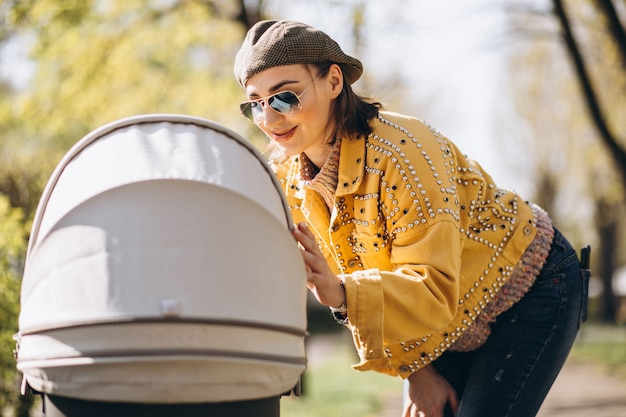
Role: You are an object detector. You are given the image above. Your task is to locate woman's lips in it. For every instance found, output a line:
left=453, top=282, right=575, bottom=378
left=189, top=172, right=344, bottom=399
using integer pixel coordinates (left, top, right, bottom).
left=272, top=126, right=297, bottom=142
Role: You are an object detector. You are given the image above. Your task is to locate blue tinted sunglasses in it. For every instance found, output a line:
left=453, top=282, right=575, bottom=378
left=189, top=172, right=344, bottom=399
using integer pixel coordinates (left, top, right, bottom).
left=239, top=74, right=321, bottom=122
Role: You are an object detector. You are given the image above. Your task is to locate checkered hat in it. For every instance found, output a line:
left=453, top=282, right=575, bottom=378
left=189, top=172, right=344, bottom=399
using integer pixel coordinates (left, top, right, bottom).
left=234, top=20, right=363, bottom=87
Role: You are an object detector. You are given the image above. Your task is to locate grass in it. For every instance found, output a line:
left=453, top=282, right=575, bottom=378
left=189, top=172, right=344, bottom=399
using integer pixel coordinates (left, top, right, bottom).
left=281, top=331, right=403, bottom=417
left=569, top=322, right=626, bottom=379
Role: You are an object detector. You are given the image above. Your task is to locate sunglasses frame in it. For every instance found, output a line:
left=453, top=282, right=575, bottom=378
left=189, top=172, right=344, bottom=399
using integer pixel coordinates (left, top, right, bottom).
left=239, top=73, right=323, bottom=122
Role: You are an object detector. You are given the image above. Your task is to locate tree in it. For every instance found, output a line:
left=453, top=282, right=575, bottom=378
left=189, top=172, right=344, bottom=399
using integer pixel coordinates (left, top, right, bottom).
left=3, top=1, right=252, bottom=148
left=0, top=0, right=274, bottom=213
left=0, top=196, right=28, bottom=415
left=552, top=0, right=626, bottom=321
left=504, top=0, right=626, bottom=322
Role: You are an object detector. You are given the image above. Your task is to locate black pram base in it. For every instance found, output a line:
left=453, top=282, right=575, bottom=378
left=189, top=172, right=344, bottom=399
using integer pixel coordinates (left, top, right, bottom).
left=43, top=395, right=280, bottom=417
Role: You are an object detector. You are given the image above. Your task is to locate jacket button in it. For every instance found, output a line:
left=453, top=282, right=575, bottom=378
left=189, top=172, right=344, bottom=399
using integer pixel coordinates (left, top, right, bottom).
left=331, top=224, right=340, bottom=232
left=523, top=226, right=531, bottom=235
left=348, top=259, right=357, bottom=268
left=399, top=365, right=411, bottom=373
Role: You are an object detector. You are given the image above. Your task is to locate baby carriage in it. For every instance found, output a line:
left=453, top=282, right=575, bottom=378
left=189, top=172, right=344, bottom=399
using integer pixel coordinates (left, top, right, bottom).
left=15, top=114, right=307, bottom=416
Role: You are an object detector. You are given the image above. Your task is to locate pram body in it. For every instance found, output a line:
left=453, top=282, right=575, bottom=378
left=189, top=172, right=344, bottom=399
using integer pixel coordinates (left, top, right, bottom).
left=15, top=115, right=307, bottom=413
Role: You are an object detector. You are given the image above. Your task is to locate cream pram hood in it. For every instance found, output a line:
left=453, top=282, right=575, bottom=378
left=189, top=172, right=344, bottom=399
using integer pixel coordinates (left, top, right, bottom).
left=16, top=114, right=307, bottom=404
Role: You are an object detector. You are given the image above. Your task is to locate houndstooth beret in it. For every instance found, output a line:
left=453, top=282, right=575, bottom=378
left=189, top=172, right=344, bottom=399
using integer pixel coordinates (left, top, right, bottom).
left=234, top=20, right=363, bottom=87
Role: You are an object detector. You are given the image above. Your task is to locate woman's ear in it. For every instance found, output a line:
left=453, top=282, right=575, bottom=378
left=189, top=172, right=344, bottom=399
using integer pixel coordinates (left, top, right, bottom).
left=327, top=64, right=344, bottom=99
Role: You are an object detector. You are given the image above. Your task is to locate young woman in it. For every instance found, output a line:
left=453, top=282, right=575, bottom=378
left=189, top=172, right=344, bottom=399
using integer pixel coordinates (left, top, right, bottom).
left=234, top=20, right=589, bottom=417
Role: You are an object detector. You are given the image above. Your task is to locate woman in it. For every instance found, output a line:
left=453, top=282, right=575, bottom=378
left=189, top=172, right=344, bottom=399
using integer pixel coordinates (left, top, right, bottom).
left=234, top=20, right=589, bottom=417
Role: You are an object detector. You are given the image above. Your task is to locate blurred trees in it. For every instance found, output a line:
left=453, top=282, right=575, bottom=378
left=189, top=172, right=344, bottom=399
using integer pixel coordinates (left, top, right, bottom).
left=1, top=1, right=265, bottom=223
left=0, top=196, right=29, bottom=415
left=1, top=1, right=258, bottom=154
left=553, top=0, right=626, bottom=322
left=504, top=0, right=626, bottom=322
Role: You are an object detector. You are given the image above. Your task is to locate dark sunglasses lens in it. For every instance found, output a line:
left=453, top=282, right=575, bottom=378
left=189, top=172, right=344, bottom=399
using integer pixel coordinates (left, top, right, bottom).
left=239, top=102, right=257, bottom=121
left=269, top=92, right=300, bottom=114
left=239, top=91, right=301, bottom=121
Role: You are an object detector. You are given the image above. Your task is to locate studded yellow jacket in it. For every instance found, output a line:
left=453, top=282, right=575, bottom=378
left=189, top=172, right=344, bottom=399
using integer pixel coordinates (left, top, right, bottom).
left=273, top=111, right=539, bottom=379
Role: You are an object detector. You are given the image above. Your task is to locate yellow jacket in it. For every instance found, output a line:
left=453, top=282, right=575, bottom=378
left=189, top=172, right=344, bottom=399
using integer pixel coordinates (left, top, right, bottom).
left=273, top=111, right=538, bottom=379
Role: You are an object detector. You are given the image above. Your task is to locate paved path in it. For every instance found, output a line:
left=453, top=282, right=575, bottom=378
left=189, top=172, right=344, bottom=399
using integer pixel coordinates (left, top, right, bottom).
left=536, top=360, right=626, bottom=417
left=378, top=359, right=626, bottom=417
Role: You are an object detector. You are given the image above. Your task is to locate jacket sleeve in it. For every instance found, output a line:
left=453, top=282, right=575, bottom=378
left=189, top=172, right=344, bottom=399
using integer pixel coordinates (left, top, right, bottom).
left=340, top=115, right=465, bottom=377
left=342, top=220, right=462, bottom=377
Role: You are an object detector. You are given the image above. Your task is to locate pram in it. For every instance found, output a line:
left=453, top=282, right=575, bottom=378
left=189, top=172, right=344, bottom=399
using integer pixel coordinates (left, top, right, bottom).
left=15, top=114, right=308, bottom=416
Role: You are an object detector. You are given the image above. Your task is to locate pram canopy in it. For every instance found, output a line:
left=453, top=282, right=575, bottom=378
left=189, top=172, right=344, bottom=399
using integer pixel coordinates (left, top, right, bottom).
left=16, top=114, right=307, bottom=404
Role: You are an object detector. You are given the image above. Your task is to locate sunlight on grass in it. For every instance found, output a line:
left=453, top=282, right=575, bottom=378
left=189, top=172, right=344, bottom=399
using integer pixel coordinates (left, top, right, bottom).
left=281, top=333, right=403, bottom=417
left=570, top=323, right=626, bottom=379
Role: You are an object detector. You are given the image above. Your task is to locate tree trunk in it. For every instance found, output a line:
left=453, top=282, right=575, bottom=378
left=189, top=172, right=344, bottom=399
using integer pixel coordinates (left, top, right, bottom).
left=235, top=0, right=262, bottom=29
left=596, top=204, right=618, bottom=322
left=552, top=0, right=626, bottom=186
left=596, top=0, right=626, bottom=70
left=552, top=0, right=625, bottom=322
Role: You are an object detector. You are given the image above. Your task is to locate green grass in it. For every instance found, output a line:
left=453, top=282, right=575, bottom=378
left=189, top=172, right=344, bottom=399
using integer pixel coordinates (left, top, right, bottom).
left=281, top=333, right=403, bottom=417
left=569, top=323, right=626, bottom=379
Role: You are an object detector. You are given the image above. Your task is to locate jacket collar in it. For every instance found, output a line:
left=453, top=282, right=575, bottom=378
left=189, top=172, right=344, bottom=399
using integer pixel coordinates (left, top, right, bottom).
left=335, top=136, right=366, bottom=196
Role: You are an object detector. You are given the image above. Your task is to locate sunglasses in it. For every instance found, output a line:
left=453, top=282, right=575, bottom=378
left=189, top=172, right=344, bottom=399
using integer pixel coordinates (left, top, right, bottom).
left=239, top=74, right=322, bottom=122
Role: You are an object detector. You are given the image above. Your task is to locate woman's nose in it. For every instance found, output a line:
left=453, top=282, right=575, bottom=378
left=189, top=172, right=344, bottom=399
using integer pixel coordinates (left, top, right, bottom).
left=260, top=103, right=283, bottom=125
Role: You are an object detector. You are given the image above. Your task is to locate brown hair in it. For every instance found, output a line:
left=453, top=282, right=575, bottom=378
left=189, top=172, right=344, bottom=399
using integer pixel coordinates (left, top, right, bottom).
left=315, top=62, right=382, bottom=143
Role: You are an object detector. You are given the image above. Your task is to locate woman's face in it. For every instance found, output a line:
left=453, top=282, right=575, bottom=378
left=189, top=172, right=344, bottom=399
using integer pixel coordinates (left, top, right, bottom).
left=244, top=64, right=343, bottom=166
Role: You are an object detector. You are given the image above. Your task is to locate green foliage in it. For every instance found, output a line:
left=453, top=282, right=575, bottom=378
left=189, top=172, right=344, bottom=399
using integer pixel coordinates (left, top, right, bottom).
left=281, top=335, right=402, bottom=417
left=0, top=152, right=53, bottom=220
left=2, top=0, right=257, bottom=155
left=571, top=323, right=626, bottom=380
left=0, top=194, right=27, bottom=413
left=572, top=341, right=626, bottom=380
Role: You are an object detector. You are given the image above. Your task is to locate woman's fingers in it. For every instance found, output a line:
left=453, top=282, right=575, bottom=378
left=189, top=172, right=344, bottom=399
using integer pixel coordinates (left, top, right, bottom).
left=293, top=222, right=317, bottom=250
left=291, top=222, right=345, bottom=308
left=293, top=223, right=326, bottom=272
left=402, top=403, right=425, bottom=417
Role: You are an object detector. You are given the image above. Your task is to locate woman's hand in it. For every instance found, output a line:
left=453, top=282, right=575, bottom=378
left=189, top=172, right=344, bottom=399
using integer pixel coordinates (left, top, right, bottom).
left=292, top=222, right=345, bottom=308
left=403, top=366, right=459, bottom=417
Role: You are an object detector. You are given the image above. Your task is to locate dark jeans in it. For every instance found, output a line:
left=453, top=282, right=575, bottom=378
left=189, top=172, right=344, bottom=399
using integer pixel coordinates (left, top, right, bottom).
left=431, top=228, right=589, bottom=417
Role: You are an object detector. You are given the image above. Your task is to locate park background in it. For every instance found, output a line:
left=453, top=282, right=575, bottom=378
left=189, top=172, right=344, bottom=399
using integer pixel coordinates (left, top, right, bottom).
left=0, top=0, right=625, bottom=416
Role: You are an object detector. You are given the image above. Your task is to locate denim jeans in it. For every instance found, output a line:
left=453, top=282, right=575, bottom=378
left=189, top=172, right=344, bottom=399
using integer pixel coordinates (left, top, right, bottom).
left=405, top=228, right=590, bottom=417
